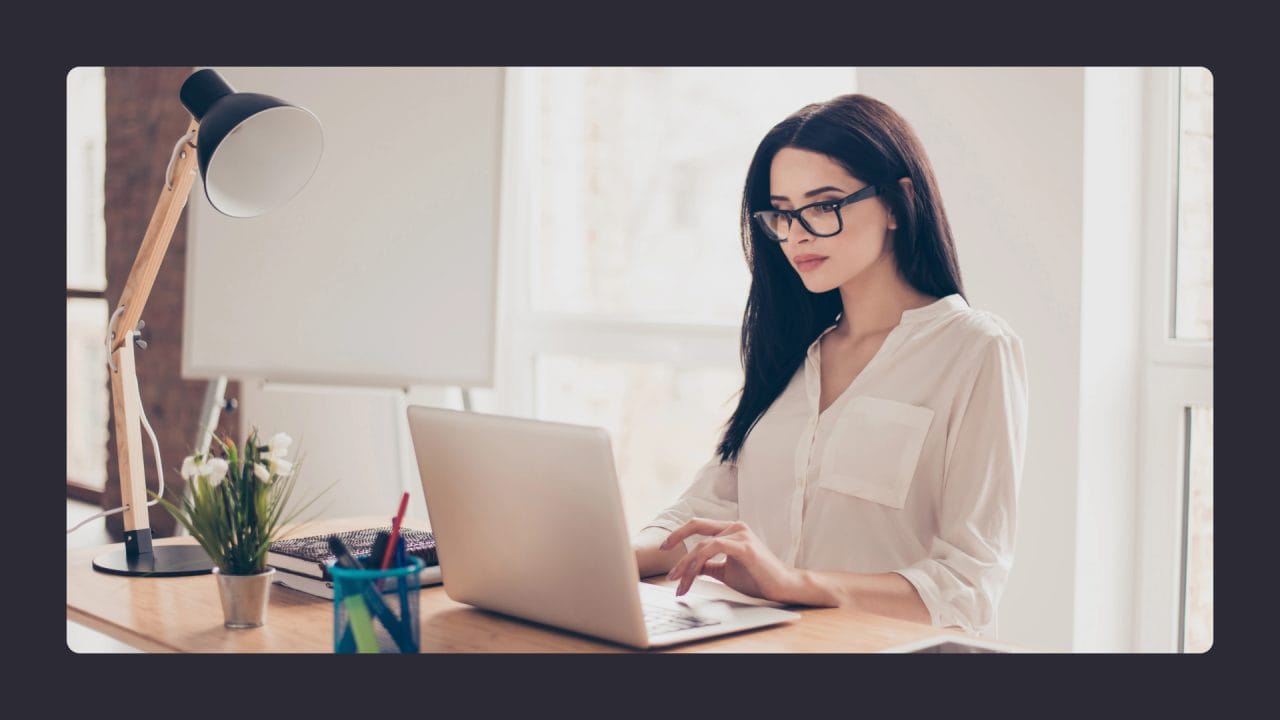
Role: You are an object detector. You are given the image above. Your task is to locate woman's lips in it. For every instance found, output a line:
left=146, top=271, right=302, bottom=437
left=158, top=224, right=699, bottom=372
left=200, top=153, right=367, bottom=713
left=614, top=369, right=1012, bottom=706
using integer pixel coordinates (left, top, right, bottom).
left=795, top=257, right=828, bottom=272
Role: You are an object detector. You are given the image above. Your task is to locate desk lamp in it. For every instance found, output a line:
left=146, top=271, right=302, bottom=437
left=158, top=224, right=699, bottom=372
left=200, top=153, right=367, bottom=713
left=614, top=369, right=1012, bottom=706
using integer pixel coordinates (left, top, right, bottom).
left=92, top=68, right=323, bottom=576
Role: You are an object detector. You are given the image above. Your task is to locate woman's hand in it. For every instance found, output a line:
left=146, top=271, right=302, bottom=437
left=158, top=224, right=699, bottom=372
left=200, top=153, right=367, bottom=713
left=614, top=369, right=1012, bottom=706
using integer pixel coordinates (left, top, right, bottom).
left=662, top=518, right=803, bottom=603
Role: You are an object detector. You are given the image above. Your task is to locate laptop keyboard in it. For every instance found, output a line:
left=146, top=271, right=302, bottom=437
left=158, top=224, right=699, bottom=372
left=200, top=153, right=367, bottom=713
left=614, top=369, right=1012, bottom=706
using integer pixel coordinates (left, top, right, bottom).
left=643, top=602, right=722, bottom=636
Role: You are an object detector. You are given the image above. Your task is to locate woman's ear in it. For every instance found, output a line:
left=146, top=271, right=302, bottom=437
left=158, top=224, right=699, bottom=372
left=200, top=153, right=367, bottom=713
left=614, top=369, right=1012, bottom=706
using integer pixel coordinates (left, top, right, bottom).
left=888, top=177, right=913, bottom=230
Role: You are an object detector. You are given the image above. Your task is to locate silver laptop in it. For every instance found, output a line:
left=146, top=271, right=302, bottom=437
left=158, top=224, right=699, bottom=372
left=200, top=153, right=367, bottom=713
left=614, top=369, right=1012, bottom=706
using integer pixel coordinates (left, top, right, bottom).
left=406, top=405, right=800, bottom=649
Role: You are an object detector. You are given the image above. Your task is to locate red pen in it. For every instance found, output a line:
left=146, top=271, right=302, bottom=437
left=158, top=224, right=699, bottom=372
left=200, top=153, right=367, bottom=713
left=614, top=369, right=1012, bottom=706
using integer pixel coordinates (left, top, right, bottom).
left=380, top=491, right=410, bottom=570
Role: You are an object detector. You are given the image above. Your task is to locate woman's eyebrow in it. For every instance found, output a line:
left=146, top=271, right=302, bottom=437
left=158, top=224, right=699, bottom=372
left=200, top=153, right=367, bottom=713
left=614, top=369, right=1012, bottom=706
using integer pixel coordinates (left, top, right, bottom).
left=769, top=185, right=847, bottom=201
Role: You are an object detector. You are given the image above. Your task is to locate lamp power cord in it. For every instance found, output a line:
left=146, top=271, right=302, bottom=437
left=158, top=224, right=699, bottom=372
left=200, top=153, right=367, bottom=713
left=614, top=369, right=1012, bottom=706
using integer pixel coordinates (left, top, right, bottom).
left=67, top=307, right=167, bottom=535
left=163, top=129, right=196, bottom=191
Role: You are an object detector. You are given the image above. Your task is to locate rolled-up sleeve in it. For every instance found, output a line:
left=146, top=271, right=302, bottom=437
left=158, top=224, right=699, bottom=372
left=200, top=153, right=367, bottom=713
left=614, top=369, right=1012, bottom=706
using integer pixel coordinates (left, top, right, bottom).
left=633, top=457, right=739, bottom=554
left=894, top=331, right=1028, bottom=635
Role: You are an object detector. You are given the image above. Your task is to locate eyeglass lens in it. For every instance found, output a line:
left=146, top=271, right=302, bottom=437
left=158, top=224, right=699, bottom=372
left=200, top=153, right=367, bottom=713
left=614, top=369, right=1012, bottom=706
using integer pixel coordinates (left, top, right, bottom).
left=757, top=203, right=841, bottom=241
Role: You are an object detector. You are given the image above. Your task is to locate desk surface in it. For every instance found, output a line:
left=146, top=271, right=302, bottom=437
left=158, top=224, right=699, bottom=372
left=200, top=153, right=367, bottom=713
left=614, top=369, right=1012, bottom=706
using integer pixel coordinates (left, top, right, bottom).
left=68, top=517, right=966, bottom=653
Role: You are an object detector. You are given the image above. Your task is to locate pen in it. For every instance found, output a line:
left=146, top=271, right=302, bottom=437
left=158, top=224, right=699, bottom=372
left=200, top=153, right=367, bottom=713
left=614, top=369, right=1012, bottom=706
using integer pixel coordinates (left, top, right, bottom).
left=380, top=492, right=411, bottom=571
left=342, top=594, right=380, bottom=653
left=329, top=537, right=376, bottom=652
left=329, top=535, right=366, bottom=571
left=393, top=536, right=418, bottom=652
left=369, top=531, right=391, bottom=592
left=369, top=531, right=391, bottom=569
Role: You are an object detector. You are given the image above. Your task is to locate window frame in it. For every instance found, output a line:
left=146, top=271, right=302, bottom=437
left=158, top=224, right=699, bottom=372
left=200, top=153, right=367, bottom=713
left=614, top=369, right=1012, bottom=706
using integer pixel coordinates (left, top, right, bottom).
left=66, top=293, right=108, bottom=502
left=1143, top=67, right=1213, bottom=367
left=485, top=67, right=761, bottom=535
left=492, top=68, right=747, bottom=423
left=67, top=66, right=109, bottom=502
left=1133, top=66, right=1214, bottom=652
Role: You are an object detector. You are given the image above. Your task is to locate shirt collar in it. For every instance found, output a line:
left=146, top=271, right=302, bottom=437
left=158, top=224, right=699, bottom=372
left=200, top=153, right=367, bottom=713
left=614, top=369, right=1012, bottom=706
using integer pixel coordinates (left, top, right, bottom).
left=807, top=317, right=842, bottom=361
left=805, top=294, right=967, bottom=358
left=899, top=293, right=968, bottom=324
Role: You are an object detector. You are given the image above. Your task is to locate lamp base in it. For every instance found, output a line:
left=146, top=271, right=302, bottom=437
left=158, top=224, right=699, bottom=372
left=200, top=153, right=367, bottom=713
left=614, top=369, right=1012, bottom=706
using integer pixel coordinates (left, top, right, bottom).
left=92, top=544, right=214, bottom=577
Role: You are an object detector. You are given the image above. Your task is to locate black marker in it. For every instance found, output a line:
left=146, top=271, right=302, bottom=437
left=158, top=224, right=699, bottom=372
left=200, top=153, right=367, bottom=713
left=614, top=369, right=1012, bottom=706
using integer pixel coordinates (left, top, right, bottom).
left=328, top=535, right=365, bottom=569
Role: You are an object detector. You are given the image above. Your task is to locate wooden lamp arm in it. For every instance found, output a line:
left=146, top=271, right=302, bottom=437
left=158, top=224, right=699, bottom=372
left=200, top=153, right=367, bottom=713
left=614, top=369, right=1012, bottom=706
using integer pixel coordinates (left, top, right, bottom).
left=109, top=118, right=200, bottom=354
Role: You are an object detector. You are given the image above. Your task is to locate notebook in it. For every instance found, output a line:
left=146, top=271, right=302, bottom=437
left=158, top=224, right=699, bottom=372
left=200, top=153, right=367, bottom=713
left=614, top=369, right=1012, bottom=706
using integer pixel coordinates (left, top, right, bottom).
left=268, top=526, right=439, bottom=581
left=273, top=564, right=442, bottom=599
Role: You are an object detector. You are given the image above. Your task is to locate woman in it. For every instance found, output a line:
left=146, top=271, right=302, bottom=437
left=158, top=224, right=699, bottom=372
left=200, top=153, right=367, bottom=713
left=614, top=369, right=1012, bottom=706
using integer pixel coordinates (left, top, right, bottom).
left=632, top=94, right=1028, bottom=636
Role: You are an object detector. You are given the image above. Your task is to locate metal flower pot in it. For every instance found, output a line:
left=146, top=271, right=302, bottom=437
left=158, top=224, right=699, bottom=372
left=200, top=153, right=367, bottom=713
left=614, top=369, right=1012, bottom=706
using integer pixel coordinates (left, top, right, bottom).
left=212, top=567, right=276, bottom=628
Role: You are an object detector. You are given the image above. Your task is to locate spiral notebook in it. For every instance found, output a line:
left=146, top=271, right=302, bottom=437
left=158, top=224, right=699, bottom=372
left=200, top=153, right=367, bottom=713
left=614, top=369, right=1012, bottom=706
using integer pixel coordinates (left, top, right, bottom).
left=273, top=563, right=442, bottom=599
left=268, top=526, right=439, bottom=581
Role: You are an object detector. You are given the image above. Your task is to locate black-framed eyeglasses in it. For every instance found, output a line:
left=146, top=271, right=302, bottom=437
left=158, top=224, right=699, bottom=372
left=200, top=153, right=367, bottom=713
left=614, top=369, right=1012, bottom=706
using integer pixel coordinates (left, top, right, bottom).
left=752, top=184, right=880, bottom=242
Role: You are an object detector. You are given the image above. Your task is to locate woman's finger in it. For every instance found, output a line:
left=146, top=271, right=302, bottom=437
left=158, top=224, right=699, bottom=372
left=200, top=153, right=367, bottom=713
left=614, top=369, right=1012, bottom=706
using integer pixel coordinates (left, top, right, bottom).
left=676, top=538, right=739, bottom=596
left=670, top=523, right=753, bottom=582
left=660, top=517, right=735, bottom=551
left=702, top=559, right=727, bottom=583
left=668, top=535, right=719, bottom=586
left=667, top=535, right=715, bottom=582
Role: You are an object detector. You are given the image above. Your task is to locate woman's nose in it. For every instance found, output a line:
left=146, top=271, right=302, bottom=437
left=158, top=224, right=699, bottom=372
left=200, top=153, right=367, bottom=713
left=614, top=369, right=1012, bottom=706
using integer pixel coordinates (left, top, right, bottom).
left=788, top=222, right=814, bottom=244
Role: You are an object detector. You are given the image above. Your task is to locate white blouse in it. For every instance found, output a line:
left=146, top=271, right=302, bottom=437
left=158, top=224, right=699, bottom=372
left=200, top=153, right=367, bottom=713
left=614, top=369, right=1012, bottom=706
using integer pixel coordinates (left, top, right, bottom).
left=637, top=294, right=1028, bottom=636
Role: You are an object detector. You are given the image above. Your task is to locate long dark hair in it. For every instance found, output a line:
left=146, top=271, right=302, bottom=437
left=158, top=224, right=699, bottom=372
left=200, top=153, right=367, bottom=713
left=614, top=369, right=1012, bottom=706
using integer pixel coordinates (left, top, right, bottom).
left=716, top=93, right=965, bottom=464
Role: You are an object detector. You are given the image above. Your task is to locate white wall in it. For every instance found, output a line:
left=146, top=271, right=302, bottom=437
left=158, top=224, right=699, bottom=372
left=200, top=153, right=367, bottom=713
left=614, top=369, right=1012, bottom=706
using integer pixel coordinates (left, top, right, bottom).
left=1076, top=68, right=1144, bottom=652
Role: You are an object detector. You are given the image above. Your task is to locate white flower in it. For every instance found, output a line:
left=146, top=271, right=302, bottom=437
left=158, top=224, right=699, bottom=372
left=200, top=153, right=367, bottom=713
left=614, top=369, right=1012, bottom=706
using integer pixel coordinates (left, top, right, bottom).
left=182, top=454, right=230, bottom=487
left=268, top=432, right=292, bottom=457
left=205, top=458, right=229, bottom=487
left=253, top=462, right=273, bottom=483
left=264, top=432, right=294, bottom=477
left=270, top=457, right=294, bottom=477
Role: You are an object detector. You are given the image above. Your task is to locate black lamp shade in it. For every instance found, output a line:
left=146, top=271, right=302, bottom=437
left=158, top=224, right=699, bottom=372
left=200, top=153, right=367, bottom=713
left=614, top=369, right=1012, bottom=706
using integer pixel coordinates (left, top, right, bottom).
left=179, top=69, right=323, bottom=218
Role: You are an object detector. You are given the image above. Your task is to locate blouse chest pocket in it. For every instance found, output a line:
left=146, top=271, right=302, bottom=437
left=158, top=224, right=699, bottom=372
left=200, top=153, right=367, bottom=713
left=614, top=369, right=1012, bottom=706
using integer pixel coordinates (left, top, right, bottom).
left=818, top=396, right=935, bottom=509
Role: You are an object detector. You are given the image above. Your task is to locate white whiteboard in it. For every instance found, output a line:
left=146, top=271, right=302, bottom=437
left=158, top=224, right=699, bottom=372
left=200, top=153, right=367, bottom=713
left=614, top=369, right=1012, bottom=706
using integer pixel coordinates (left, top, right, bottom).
left=183, top=67, right=503, bottom=388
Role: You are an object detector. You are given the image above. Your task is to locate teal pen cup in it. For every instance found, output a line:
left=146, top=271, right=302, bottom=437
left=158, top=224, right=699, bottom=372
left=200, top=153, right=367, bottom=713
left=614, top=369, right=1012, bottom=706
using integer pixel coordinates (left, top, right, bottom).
left=330, top=557, right=424, bottom=653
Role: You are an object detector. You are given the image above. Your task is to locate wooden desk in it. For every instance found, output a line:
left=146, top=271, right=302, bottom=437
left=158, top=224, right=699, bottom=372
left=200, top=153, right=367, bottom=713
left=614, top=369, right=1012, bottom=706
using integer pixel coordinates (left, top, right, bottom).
left=68, top=517, right=968, bottom=653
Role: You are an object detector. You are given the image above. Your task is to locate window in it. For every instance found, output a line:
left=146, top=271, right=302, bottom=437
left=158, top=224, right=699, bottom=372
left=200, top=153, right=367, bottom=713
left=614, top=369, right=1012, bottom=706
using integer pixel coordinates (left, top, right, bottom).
left=1180, top=405, right=1212, bottom=653
left=1135, top=67, right=1213, bottom=652
left=66, top=67, right=110, bottom=497
left=1174, top=67, right=1213, bottom=341
left=492, top=68, right=858, bottom=533
left=1173, top=67, right=1213, bottom=653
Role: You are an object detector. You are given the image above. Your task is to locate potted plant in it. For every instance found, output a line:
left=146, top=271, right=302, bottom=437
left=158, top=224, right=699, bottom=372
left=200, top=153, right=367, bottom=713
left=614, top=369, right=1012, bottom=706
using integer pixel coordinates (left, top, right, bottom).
left=153, top=429, right=320, bottom=628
